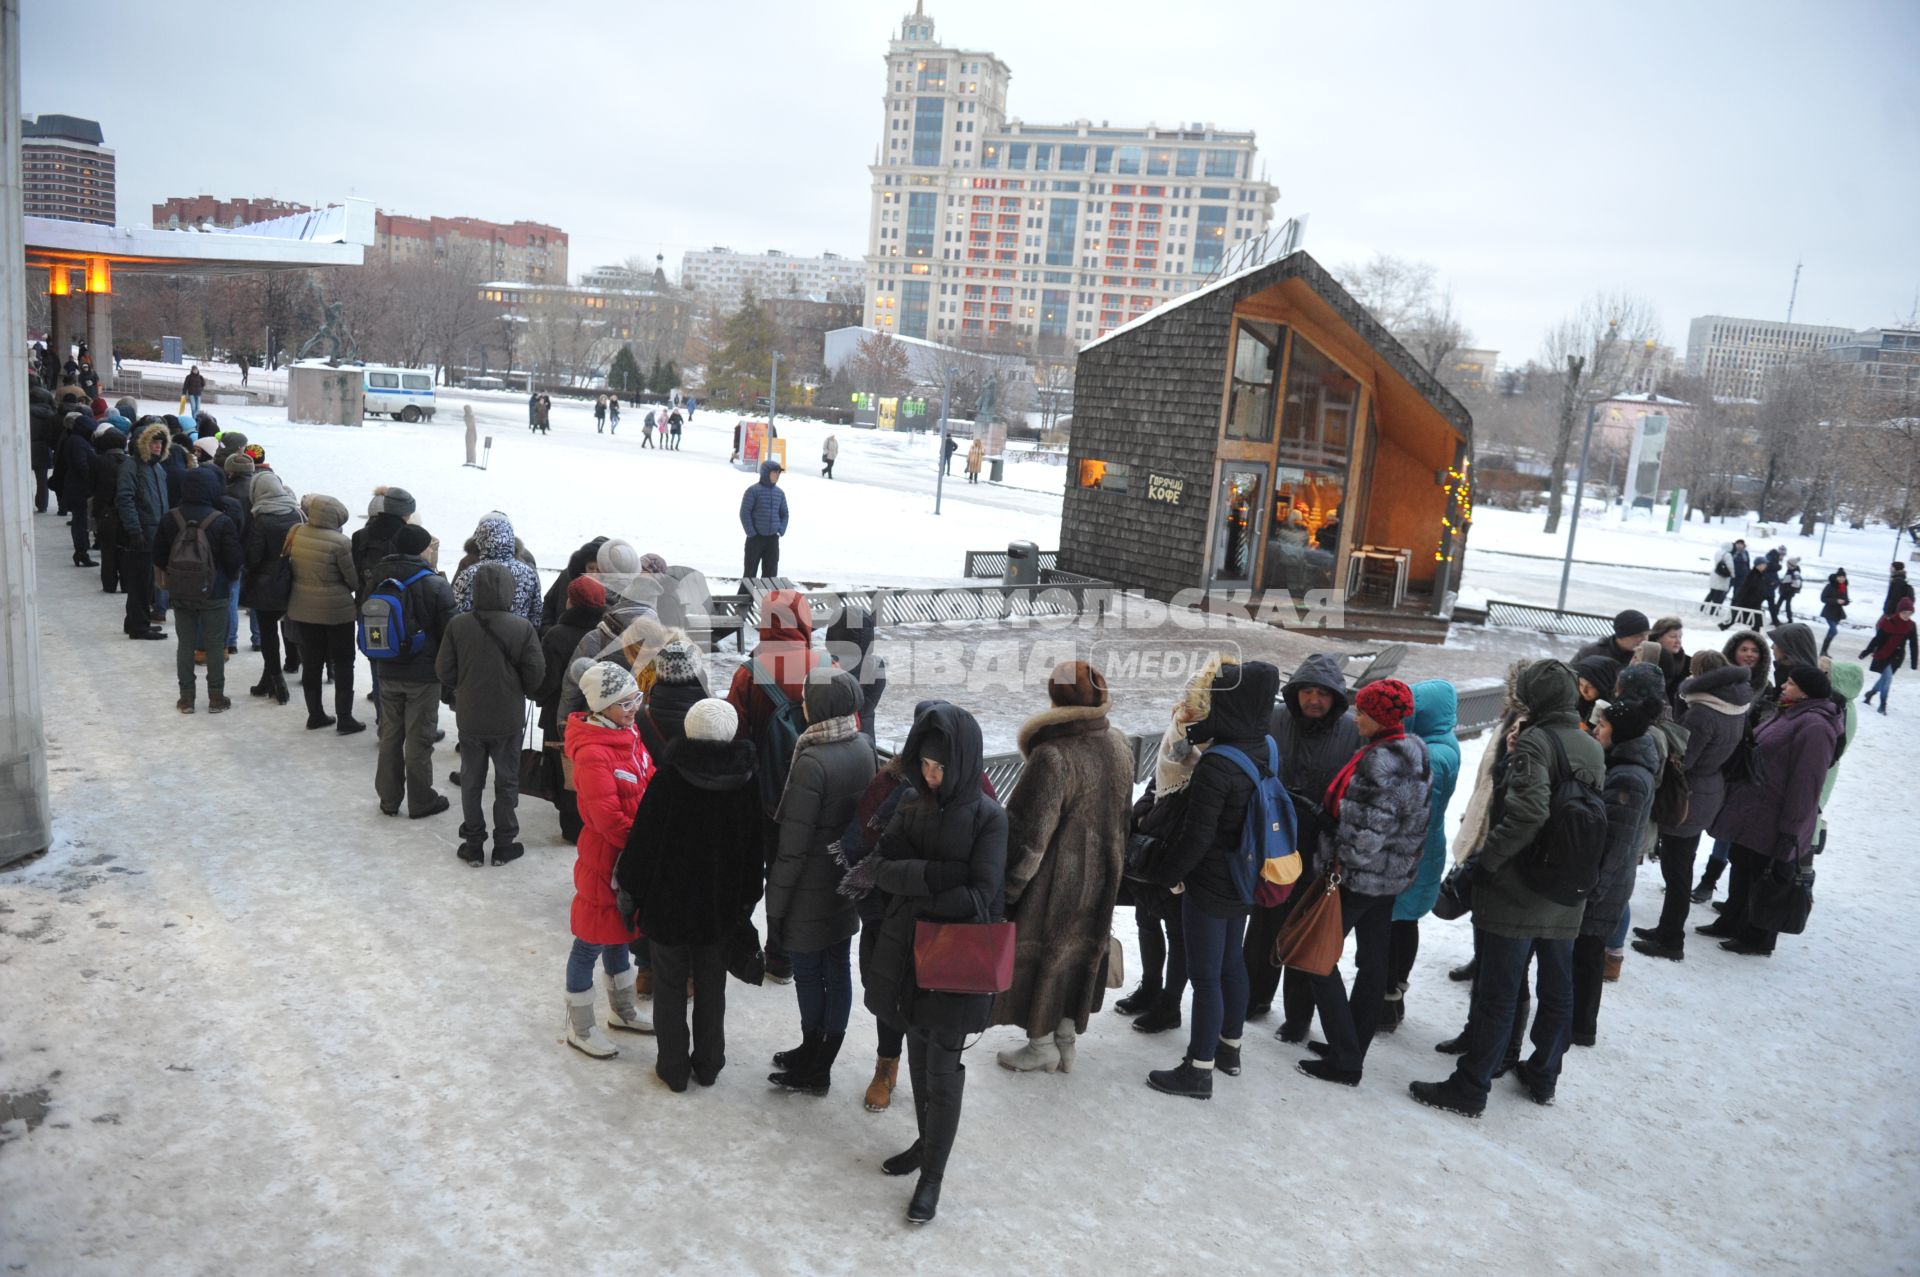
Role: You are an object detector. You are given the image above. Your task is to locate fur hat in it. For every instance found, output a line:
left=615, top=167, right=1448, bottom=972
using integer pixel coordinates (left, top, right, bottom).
left=580, top=661, right=639, bottom=713
left=1785, top=664, right=1830, bottom=700
left=639, top=552, right=670, bottom=575
left=1649, top=616, right=1684, bottom=642
left=1613, top=609, right=1652, bottom=639
left=1046, top=659, right=1109, bottom=708
left=596, top=538, right=641, bottom=578
left=684, top=697, right=738, bottom=742
left=376, top=485, right=417, bottom=518
left=1354, top=678, right=1414, bottom=727
left=654, top=638, right=701, bottom=685
left=396, top=525, right=433, bottom=556
left=566, top=574, right=607, bottom=609
left=1631, top=640, right=1662, bottom=666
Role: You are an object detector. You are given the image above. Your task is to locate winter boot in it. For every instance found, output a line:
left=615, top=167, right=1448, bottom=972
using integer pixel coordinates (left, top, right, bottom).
left=1296, top=1058, right=1362, bottom=1087
left=492, top=842, right=525, bottom=866
left=249, top=674, right=273, bottom=698
left=564, top=989, right=617, bottom=1058
left=1378, top=982, right=1408, bottom=1033
left=997, top=1032, right=1062, bottom=1073
left=772, top=1036, right=813, bottom=1070
left=177, top=691, right=195, bottom=715
left=1632, top=936, right=1684, bottom=962
left=606, top=968, right=654, bottom=1035
left=271, top=672, right=291, bottom=705
left=1691, top=859, right=1725, bottom=904
left=881, top=1140, right=924, bottom=1176
left=1131, top=994, right=1182, bottom=1035
left=864, top=1056, right=900, bottom=1112
left=774, top=1032, right=844, bottom=1095
left=207, top=692, right=232, bottom=715
left=1053, top=1017, right=1078, bottom=1073
left=906, top=1175, right=941, bottom=1225
left=633, top=967, right=653, bottom=999
left=1448, top=957, right=1478, bottom=983
left=1512, top=1059, right=1556, bottom=1105
left=457, top=841, right=485, bottom=867
left=769, top=1031, right=822, bottom=1090
left=1214, top=1037, right=1241, bottom=1077
left=1409, top=1075, right=1485, bottom=1119
left=1113, top=981, right=1161, bottom=1016
left=1146, top=1058, right=1213, bottom=1100
left=1603, top=952, right=1623, bottom=983
left=1433, top=1030, right=1470, bottom=1055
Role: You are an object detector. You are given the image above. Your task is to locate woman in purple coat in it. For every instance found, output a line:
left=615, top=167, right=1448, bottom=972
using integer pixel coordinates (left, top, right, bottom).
left=1705, top=664, right=1843, bottom=957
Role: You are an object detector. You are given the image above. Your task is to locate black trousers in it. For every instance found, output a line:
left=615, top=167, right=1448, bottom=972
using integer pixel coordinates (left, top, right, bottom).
left=1137, top=897, right=1189, bottom=999
left=1727, top=843, right=1777, bottom=953
left=122, top=542, right=154, bottom=636
left=1571, top=933, right=1607, bottom=1041
left=1243, top=898, right=1288, bottom=1011
left=1653, top=831, right=1701, bottom=946
left=651, top=940, right=728, bottom=1087
left=743, top=534, right=780, bottom=579
left=254, top=609, right=287, bottom=687
left=295, top=621, right=356, bottom=721
left=906, top=1026, right=967, bottom=1184
left=1304, top=888, right=1395, bottom=1072
left=759, top=815, right=789, bottom=974
left=97, top=514, right=121, bottom=591
left=1388, top=918, right=1420, bottom=988
left=68, top=504, right=90, bottom=557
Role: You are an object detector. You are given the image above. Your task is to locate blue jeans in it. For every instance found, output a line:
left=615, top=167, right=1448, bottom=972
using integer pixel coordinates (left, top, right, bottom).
left=565, top=938, right=631, bottom=994
left=1709, top=836, right=1731, bottom=868
left=1451, top=930, right=1575, bottom=1096
left=1868, top=665, right=1895, bottom=706
left=789, top=937, right=853, bottom=1034
left=1607, top=903, right=1631, bottom=950
left=1182, top=895, right=1249, bottom=1064
left=225, top=578, right=241, bottom=649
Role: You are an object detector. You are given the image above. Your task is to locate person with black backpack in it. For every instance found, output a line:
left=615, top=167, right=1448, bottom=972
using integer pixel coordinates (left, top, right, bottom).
left=1137, top=660, right=1282, bottom=1101
left=1294, top=678, right=1431, bottom=1089
left=1411, top=660, right=1603, bottom=1118
left=725, top=588, right=823, bottom=984
left=151, top=467, right=244, bottom=715
left=368, top=525, right=456, bottom=820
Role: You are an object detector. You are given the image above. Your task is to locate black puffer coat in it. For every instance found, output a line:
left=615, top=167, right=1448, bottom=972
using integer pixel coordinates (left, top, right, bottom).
left=542, top=537, right=608, bottom=630
left=861, top=702, right=1008, bottom=1036
left=536, top=601, right=604, bottom=740
left=1582, top=730, right=1659, bottom=940
left=1150, top=661, right=1282, bottom=915
left=768, top=670, right=877, bottom=953
left=1663, top=665, right=1753, bottom=837
left=639, top=674, right=707, bottom=761
left=616, top=738, right=762, bottom=947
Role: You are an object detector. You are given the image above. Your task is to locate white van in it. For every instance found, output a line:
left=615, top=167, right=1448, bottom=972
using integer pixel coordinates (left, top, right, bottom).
left=362, top=366, right=437, bottom=422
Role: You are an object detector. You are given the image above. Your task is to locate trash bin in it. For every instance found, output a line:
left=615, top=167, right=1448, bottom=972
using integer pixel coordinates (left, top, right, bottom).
left=989, top=457, right=1005, bottom=483
left=1004, top=540, right=1039, bottom=586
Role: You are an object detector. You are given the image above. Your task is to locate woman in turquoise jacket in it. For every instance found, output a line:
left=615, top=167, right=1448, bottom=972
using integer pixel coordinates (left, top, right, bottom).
left=1380, top=680, right=1462, bottom=1032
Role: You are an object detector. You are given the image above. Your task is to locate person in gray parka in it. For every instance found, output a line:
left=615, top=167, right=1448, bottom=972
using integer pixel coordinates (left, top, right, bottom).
left=766, top=668, right=878, bottom=1096
left=436, top=561, right=546, bottom=866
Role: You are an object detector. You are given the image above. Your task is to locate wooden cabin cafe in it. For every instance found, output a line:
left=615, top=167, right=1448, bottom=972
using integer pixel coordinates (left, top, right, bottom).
left=1059, top=251, right=1473, bottom=641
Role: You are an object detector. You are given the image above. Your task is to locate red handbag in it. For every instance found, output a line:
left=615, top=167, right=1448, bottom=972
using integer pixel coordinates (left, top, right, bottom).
left=913, top=920, right=1016, bottom=994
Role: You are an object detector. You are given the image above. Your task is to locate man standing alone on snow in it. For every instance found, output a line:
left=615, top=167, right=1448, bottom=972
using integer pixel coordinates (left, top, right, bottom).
left=740, top=460, right=788, bottom=579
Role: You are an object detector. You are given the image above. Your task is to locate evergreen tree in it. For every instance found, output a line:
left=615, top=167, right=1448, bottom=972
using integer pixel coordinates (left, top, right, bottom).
left=608, top=344, right=642, bottom=399
left=646, top=354, right=669, bottom=395
left=705, top=291, right=779, bottom=406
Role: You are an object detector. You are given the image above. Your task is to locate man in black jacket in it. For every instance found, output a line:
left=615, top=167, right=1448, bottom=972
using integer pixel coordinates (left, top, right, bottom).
left=91, top=425, right=129, bottom=593
left=1574, top=609, right=1651, bottom=666
left=153, top=467, right=244, bottom=713
left=1247, top=653, right=1361, bottom=1037
left=371, top=525, right=457, bottom=819
left=116, top=422, right=172, bottom=640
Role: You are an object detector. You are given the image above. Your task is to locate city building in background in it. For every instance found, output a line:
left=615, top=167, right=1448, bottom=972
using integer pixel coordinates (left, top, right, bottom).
left=21, top=114, right=114, bottom=225
left=376, top=213, right=566, bottom=282
left=862, top=5, right=1278, bottom=351
left=152, top=195, right=313, bottom=229
left=1686, top=314, right=1853, bottom=399
left=681, top=247, right=865, bottom=311
left=1819, top=326, right=1920, bottom=396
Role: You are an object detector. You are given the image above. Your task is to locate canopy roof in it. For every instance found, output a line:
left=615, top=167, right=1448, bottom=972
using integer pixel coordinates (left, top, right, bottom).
left=25, top=199, right=372, bottom=277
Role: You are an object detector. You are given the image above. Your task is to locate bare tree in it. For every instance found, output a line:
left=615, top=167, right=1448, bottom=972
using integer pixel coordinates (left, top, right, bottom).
left=1537, top=291, right=1663, bottom=533
left=1034, top=352, right=1075, bottom=437
left=1337, top=253, right=1438, bottom=333
left=847, top=330, right=912, bottom=398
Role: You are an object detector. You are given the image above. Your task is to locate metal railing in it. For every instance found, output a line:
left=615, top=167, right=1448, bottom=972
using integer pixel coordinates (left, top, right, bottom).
left=963, top=548, right=1060, bottom=579
left=1483, top=599, right=1616, bottom=638
left=706, top=578, right=1117, bottom=650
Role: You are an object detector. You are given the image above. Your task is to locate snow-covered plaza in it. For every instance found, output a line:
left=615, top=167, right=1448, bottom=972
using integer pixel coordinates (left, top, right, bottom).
left=3, top=392, right=1916, bottom=1273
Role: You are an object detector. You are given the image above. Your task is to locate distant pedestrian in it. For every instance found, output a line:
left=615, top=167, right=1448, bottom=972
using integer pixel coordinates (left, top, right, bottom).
left=1860, top=600, right=1917, bottom=714
left=965, top=438, right=983, bottom=485
left=822, top=433, right=839, bottom=480
left=529, top=391, right=539, bottom=431
left=153, top=467, right=244, bottom=715
left=1777, top=557, right=1802, bottom=623
left=236, top=355, right=249, bottom=387
left=668, top=409, right=683, bottom=450
left=183, top=365, right=206, bottom=416
left=287, top=493, right=365, bottom=735
left=740, top=460, right=788, bottom=579
left=642, top=410, right=656, bottom=449
left=594, top=394, right=608, bottom=434
left=464, top=403, right=478, bottom=466
left=1819, top=569, right=1850, bottom=656
left=535, top=394, right=552, bottom=434
left=942, top=433, right=958, bottom=474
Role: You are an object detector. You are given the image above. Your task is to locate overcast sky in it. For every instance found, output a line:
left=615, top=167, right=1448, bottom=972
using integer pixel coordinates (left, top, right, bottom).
left=23, top=0, right=1920, bottom=361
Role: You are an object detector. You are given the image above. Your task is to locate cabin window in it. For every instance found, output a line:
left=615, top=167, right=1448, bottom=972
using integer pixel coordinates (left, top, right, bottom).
left=1278, top=334, right=1360, bottom=469
left=1079, top=458, right=1129, bottom=492
left=1225, top=320, right=1281, bottom=441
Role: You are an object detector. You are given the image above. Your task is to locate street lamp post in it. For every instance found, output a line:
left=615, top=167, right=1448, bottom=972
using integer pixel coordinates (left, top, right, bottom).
left=1556, top=404, right=1599, bottom=611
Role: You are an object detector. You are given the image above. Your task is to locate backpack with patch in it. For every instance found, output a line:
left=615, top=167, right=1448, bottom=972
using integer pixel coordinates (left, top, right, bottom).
left=1204, top=737, right=1300, bottom=907
left=749, top=657, right=809, bottom=814
left=163, top=508, right=221, bottom=601
left=1651, top=743, right=1692, bottom=828
left=358, top=568, right=434, bottom=660
left=1517, top=728, right=1609, bottom=906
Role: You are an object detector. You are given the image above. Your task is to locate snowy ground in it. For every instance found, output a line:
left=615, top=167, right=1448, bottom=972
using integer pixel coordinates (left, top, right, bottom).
left=4, top=405, right=1917, bottom=1272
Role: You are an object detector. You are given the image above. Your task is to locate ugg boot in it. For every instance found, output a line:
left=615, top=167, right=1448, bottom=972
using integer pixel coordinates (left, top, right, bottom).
left=564, top=989, right=617, bottom=1058
left=1602, top=952, right=1623, bottom=983
left=606, top=968, right=654, bottom=1034
left=633, top=967, right=653, bottom=999
left=997, top=1033, right=1061, bottom=1073
left=864, top=1056, right=900, bottom=1112
left=1053, top=1017, right=1078, bottom=1073
left=1378, top=982, right=1408, bottom=1033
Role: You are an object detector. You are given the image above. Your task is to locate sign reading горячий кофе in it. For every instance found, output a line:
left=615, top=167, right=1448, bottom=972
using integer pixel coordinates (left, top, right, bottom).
left=1147, top=473, right=1185, bottom=505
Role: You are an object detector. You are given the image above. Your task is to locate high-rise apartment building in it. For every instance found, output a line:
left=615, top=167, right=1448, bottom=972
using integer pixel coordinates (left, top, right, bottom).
left=21, top=115, right=115, bottom=225
left=680, top=248, right=865, bottom=311
left=1685, top=314, right=1854, bottom=399
left=863, top=5, right=1278, bottom=351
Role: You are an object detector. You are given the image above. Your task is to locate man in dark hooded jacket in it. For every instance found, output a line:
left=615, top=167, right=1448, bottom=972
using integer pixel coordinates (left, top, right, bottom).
left=90, top=425, right=129, bottom=593
left=437, top=561, right=545, bottom=865
left=116, top=421, right=172, bottom=640
left=371, top=525, right=456, bottom=820
left=739, top=460, right=788, bottom=578
left=153, top=467, right=244, bottom=713
left=52, top=411, right=98, bottom=566
left=1245, top=653, right=1361, bottom=1032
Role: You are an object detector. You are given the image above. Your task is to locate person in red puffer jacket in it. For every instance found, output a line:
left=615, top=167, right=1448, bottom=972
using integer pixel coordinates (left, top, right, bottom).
left=561, top=661, right=656, bottom=1058
left=1860, top=599, right=1917, bottom=714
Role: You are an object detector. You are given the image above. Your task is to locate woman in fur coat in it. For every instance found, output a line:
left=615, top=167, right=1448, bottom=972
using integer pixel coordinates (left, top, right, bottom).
left=993, top=661, right=1136, bottom=1073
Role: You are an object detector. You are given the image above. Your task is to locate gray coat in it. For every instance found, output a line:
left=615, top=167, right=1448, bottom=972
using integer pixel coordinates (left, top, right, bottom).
left=1582, top=731, right=1659, bottom=940
left=557, top=603, right=656, bottom=722
left=768, top=670, right=876, bottom=954
left=993, top=702, right=1135, bottom=1035
left=434, top=562, right=544, bottom=737
left=1322, top=731, right=1431, bottom=898
left=1663, top=665, right=1753, bottom=837
left=1267, top=652, right=1362, bottom=802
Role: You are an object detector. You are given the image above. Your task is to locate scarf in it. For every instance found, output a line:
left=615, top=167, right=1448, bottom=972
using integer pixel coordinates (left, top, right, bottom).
left=776, top=714, right=860, bottom=824
left=1322, top=724, right=1406, bottom=823
left=1154, top=717, right=1203, bottom=795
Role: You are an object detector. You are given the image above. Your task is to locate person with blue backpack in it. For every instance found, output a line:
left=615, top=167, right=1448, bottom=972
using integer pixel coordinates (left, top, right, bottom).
left=1294, top=678, right=1431, bottom=1088
left=365, top=525, right=456, bottom=820
left=1140, top=660, right=1287, bottom=1101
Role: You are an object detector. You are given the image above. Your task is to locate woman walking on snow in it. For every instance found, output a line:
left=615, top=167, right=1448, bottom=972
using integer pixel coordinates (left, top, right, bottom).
left=993, top=662, right=1134, bottom=1075
left=561, top=662, right=656, bottom=1058
left=1860, top=599, right=1917, bottom=713
left=1819, top=569, right=1850, bottom=656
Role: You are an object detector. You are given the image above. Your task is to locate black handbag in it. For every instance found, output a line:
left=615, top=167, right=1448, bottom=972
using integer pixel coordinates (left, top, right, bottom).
left=1123, top=831, right=1164, bottom=882
left=1722, top=727, right=1764, bottom=787
left=1432, top=855, right=1476, bottom=921
left=725, top=916, right=766, bottom=986
left=1747, top=856, right=1814, bottom=935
